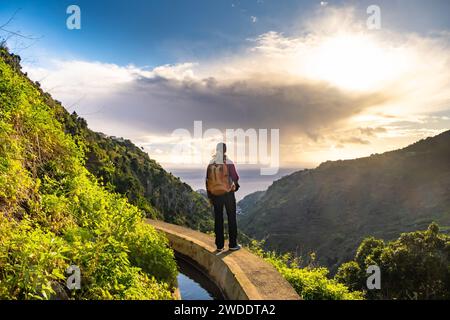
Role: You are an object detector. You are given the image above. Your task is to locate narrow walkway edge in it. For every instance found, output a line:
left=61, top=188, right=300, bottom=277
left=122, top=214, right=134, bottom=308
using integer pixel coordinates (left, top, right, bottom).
left=146, top=219, right=301, bottom=300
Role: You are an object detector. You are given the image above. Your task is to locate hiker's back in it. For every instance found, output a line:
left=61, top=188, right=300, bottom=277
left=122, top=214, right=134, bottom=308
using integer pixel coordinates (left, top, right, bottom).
left=206, top=162, right=232, bottom=196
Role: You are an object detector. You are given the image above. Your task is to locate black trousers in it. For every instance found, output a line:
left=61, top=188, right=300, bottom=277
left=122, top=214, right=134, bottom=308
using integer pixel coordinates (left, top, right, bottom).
left=211, top=192, right=238, bottom=249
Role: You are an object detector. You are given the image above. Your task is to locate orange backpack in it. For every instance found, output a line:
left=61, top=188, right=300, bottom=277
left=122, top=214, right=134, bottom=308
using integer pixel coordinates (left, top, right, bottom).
left=206, top=162, right=234, bottom=196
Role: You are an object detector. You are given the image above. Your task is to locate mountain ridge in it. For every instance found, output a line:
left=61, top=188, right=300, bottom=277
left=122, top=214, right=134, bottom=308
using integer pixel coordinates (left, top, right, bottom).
left=0, top=48, right=213, bottom=232
left=239, top=130, right=450, bottom=271
left=0, top=46, right=178, bottom=299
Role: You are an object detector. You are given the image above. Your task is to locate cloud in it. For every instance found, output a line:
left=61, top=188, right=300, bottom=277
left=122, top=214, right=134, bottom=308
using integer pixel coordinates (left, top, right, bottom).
left=27, top=57, right=387, bottom=141
left=338, top=137, right=370, bottom=145
left=359, top=127, right=387, bottom=137
left=23, top=6, right=450, bottom=166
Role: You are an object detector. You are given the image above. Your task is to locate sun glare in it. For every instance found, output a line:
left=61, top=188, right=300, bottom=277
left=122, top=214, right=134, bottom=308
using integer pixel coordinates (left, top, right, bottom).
left=302, top=33, right=408, bottom=91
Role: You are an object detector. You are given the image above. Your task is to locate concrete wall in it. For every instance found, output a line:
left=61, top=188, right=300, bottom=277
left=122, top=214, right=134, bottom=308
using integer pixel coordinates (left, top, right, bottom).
left=146, top=219, right=300, bottom=300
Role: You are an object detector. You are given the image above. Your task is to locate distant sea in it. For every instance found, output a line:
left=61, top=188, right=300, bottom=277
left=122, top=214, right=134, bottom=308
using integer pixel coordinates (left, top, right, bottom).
left=168, top=167, right=301, bottom=201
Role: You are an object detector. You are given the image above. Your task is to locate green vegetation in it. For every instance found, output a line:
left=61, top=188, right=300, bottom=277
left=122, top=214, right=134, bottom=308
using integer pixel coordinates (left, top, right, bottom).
left=0, top=45, right=214, bottom=233
left=0, top=47, right=177, bottom=299
left=239, top=129, right=450, bottom=272
left=59, top=108, right=213, bottom=232
left=3, top=44, right=448, bottom=301
left=336, top=223, right=450, bottom=300
left=248, top=241, right=363, bottom=300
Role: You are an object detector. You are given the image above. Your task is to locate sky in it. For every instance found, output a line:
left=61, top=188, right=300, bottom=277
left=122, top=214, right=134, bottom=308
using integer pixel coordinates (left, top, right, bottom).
left=1, top=0, right=450, bottom=171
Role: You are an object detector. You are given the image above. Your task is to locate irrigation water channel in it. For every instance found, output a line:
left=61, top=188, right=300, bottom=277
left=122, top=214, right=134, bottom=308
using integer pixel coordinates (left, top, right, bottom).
left=176, top=253, right=225, bottom=300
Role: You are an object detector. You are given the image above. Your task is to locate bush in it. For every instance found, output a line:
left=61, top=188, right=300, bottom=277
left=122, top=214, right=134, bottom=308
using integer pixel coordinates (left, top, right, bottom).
left=248, top=240, right=363, bottom=300
left=0, top=50, right=177, bottom=300
left=0, top=216, right=68, bottom=299
left=335, top=223, right=450, bottom=300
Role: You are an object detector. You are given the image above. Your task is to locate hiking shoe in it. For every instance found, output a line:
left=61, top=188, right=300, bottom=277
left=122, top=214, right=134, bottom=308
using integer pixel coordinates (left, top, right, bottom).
left=229, top=244, right=241, bottom=251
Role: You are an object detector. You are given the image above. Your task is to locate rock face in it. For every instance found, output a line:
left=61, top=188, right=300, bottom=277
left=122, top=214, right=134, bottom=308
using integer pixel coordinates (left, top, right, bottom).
left=239, top=130, right=450, bottom=272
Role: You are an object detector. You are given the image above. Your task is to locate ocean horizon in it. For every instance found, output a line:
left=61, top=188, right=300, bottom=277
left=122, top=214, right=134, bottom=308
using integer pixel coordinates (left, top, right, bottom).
left=167, top=167, right=302, bottom=201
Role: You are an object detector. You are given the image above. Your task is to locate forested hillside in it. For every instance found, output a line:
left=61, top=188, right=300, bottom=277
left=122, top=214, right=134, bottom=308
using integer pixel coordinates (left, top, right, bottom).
left=0, top=47, right=179, bottom=299
left=239, top=130, right=450, bottom=271
left=1, top=47, right=213, bottom=233
left=61, top=114, right=213, bottom=232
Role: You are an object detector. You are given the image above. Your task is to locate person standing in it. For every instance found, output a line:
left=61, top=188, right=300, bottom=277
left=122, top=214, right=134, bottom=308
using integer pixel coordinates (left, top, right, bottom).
left=206, top=142, right=241, bottom=252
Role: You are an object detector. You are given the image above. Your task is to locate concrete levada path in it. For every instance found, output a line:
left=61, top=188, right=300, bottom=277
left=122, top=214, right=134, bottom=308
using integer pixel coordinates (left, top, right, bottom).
left=146, top=219, right=300, bottom=300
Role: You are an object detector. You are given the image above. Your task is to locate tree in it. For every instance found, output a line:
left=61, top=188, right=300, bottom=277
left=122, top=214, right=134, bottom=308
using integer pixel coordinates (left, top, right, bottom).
left=336, top=223, right=450, bottom=300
